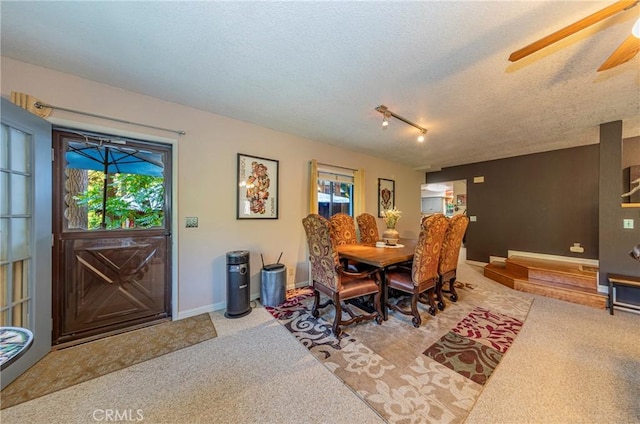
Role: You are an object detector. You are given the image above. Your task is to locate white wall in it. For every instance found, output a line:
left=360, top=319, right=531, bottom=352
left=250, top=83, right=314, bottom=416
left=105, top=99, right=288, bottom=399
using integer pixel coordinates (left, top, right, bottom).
left=1, top=57, right=424, bottom=317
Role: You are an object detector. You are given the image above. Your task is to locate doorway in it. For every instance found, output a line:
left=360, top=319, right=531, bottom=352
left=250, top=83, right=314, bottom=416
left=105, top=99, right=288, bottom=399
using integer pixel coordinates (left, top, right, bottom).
left=421, top=180, right=467, bottom=217
left=51, top=129, right=173, bottom=346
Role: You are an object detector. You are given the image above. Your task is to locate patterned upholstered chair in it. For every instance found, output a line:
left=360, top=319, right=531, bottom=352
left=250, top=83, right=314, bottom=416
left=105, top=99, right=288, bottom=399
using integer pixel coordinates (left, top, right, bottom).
left=330, top=212, right=368, bottom=271
left=329, top=213, right=358, bottom=245
left=302, top=214, right=383, bottom=336
left=386, top=213, right=448, bottom=328
left=436, top=214, right=470, bottom=309
left=356, top=212, right=379, bottom=244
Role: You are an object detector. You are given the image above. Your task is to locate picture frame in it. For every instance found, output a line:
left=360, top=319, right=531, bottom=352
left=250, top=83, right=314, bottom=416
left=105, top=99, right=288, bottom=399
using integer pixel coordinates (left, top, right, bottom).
left=378, top=178, right=395, bottom=217
left=456, top=194, right=467, bottom=206
left=237, top=153, right=279, bottom=219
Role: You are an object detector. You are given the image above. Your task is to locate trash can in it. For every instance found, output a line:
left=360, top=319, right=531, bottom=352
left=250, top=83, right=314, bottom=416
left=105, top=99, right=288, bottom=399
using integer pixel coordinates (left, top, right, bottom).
left=225, top=250, right=251, bottom=318
left=261, top=263, right=286, bottom=307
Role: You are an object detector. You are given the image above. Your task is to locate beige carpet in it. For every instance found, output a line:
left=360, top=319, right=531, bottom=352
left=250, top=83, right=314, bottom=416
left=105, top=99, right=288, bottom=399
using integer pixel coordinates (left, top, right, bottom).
left=268, top=278, right=533, bottom=423
left=1, top=257, right=638, bottom=423
left=0, top=312, right=217, bottom=409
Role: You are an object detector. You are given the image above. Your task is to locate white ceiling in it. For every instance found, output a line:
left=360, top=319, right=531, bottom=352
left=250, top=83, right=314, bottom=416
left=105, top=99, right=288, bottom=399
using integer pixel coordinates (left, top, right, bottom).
left=1, top=1, right=639, bottom=170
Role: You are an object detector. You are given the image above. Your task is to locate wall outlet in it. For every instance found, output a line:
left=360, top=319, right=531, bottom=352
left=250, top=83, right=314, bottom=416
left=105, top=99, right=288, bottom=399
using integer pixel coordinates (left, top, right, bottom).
left=185, top=217, right=198, bottom=228
left=623, top=219, right=634, bottom=229
left=569, top=243, right=584, bottom=253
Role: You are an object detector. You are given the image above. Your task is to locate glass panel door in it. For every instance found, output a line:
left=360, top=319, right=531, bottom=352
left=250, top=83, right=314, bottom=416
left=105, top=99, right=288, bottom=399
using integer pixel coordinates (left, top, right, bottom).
left=1, top=98, right=52, bottom=389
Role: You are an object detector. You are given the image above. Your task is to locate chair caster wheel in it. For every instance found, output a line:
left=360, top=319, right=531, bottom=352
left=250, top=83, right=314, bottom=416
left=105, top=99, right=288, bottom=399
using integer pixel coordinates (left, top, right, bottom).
left=412, top=317, right=420, bottom=328
left=376, top=315, right=383, bottom=325
left=450, top=294, right=458, bottom=302
left=428, top=307, right=436, bottom=316
left=437, top=301, right=444, bottom=311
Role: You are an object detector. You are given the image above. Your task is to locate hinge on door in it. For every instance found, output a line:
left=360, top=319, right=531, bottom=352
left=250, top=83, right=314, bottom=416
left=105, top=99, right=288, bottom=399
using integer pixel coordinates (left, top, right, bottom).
left=51, top=148, right=55, bottom=161
left=51, top=233, right=54, bottom=247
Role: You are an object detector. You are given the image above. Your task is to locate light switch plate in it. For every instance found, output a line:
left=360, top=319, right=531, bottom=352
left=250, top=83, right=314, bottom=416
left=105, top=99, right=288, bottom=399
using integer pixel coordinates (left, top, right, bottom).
left=470, top=216, right=477, bottom=222
left=623, top=219, right=634, bottom=229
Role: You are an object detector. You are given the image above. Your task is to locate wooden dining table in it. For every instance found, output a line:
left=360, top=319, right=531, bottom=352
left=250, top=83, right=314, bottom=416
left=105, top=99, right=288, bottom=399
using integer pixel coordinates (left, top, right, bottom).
left=337, top=238, right=416, bottom=320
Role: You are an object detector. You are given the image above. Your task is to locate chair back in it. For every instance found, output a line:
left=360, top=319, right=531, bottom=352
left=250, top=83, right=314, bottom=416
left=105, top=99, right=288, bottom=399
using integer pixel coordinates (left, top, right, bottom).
left=329, top=212, right=358, bottom=245
left=302, top=214, right=341, bottom=292
left=412, top=213, right=448, bottom=286
left=438, top=214, right=470, bottom=275
left=356, top=213, right=379, bottom=243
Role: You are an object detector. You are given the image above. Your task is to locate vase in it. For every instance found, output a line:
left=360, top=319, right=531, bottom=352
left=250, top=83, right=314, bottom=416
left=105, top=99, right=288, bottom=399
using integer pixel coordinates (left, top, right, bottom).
left=382, top=228, right=400, bottom=245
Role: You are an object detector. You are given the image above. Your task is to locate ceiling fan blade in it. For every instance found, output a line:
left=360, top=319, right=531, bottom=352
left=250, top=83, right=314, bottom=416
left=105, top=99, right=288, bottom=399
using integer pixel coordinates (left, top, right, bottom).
left=509, top=0, right=639, bottom=62
left=597, top=34, right=640, bottom=71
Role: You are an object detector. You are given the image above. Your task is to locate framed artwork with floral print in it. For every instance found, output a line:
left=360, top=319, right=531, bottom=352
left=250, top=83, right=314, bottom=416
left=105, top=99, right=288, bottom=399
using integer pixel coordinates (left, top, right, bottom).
left=237, top=153, right=279, bottom=219
left=378, top=178, right=395, bottom=218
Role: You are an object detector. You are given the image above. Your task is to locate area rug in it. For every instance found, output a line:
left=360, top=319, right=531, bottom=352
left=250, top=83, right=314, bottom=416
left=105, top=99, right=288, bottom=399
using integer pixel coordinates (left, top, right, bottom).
left=267, top=282, right=532, bottom=423
left=0, top=313, right=217, bottom=409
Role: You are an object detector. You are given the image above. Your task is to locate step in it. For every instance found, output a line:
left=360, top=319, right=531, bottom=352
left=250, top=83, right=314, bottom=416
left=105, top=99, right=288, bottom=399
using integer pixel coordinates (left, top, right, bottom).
left=514, top=278, right=607, bottom=309
left=483, top=262, right=516, bottom=289
left=483, top=260, right=606, bottom=309
left=506, top=256, right=597, bottom=290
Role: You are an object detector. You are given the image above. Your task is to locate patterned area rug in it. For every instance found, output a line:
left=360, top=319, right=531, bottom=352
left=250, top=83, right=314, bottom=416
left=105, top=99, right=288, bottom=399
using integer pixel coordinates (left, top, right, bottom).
left=267, top=282, right=532, bottom=423
left=0, top=313, right=217, bottom=409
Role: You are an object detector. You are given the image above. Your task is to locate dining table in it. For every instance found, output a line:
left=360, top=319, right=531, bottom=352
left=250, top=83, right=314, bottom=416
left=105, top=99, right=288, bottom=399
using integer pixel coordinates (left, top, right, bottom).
left=336, top=238, right=416, bottom=320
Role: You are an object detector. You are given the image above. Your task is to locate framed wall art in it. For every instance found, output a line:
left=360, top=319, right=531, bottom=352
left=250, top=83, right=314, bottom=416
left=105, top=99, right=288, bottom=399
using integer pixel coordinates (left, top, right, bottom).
left=237, top=153, right=279, bottom=219
left=378, top=178, right=395, bottom=217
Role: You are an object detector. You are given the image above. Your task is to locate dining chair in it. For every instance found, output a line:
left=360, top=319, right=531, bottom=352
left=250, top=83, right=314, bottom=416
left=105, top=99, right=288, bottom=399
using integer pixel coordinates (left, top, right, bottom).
left=302, top=214, right=383, bottom=336
left=436, top=214, right=470, bottom=310
left=386, top=213, right=448, bottom=328
left=330, top=212, right=370, bottom=271
left=356, top=212, right=379, bottom=244
left=329, top=213, right=358, bottom=245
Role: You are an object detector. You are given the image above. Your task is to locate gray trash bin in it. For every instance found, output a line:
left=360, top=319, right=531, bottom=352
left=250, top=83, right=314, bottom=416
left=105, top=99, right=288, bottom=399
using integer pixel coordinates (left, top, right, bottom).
left=261, top=263, right=286, bottom=307
left=225, top=250, right=251, bottom=318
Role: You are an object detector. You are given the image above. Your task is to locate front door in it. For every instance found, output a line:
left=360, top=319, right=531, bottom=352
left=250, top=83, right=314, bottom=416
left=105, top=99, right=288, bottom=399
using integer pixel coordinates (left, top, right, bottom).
left=1, top=99, right=52, bottom=389
left=52, top=129, right=172, bottom=346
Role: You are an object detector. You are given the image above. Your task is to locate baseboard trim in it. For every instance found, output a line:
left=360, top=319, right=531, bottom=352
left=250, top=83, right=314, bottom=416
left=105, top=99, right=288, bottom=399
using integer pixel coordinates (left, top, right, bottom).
left=466, top=259, right=488, bottom=267
left=177, top=283, right=310, bottom=320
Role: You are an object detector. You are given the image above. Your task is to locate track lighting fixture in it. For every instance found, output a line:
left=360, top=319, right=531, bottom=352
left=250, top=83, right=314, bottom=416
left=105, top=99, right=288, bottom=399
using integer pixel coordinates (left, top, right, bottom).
left=375, top=105, right=428, bottom=142
left=417, top=129, right=427, bottom=143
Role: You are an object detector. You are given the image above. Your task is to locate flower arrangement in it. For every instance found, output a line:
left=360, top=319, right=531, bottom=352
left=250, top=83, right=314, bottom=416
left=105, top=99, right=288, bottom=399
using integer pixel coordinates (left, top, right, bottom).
left=382, top=207, right=402, bottom=229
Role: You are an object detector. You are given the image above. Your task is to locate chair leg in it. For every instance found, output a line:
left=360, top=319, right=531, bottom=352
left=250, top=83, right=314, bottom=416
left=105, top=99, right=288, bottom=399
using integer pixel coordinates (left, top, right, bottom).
left=332, top=293, right=342, bottom=337
left=448, top=277, right=458, bottom=302
left=410, top=292, right=422, bottom=328
left=311, top=289, right=321, bottom=318
left=436, top=278, right=446, bottom=311
left=426, top=289, right=437, bottom=316
left=373, top=290, right=383, bottom=325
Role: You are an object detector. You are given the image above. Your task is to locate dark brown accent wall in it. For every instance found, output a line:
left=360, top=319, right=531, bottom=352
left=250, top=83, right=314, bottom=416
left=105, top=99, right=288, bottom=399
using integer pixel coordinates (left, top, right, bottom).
left=426, top=145, right=599, bottom=262
left=428, top=123, right=639, bottom=306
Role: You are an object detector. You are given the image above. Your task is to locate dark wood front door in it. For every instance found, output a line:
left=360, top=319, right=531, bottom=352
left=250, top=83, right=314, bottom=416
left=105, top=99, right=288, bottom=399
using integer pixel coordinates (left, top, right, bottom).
left=52, top=130, right=172, bottom=346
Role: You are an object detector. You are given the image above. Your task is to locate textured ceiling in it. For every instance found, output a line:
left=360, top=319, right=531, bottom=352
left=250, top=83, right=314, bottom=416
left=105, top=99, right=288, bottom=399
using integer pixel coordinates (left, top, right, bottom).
left=1, top=1, right=639, bottom=170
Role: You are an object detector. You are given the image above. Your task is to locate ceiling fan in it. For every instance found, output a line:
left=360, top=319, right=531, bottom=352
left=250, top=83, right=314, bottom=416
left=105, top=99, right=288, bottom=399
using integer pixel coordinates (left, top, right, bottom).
left=509, top=0, right=640, bottom=72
